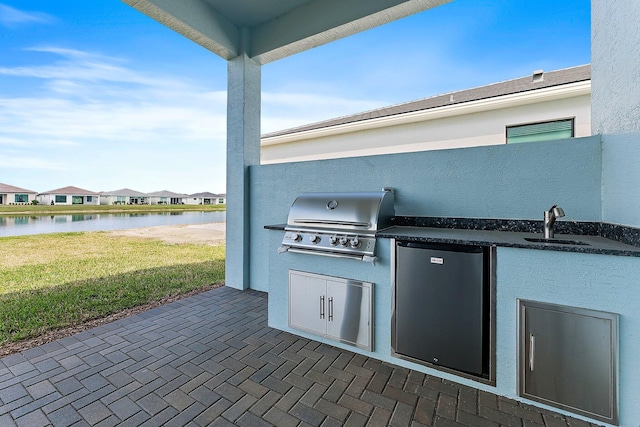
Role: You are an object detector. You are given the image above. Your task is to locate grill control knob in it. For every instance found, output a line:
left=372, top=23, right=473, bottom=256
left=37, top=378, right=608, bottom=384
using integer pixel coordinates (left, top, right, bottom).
left=310, top=235, right=320, bottom=244
left=339, top=236, right=349, bottom=246
left=329, top=236, right=338, bottom=246
left=349, top=237, right=360, bottom=248
left=292, top=233, right=302, bottom=242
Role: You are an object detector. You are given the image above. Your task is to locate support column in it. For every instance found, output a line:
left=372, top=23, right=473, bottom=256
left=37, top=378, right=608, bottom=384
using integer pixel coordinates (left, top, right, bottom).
left=593, top=0, right=640, bottom=226
left=225, top=52, right=261, bottom=290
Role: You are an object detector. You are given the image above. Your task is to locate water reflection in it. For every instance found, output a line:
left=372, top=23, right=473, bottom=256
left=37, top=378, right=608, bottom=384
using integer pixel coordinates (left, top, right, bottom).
left=0, top=211, right=226, bottom=237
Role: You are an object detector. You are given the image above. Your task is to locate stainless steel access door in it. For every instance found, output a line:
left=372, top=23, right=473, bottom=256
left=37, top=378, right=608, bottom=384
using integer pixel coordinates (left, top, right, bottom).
left=519, top=300, right=618, bottom=425
left=289, top=270, right=373, bottom=351
left=325, top=278, right=372, bottom=349
left=289, top=272, right=327, bottom=337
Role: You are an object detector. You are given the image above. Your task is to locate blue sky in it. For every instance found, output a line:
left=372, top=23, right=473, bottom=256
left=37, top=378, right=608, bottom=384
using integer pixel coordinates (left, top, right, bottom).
left=0, top=1, right=590, bottom=194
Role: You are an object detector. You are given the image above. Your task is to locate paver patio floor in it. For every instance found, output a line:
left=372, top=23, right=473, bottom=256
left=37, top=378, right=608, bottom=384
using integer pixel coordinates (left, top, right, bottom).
left=0, top=286, right=600, bottom=427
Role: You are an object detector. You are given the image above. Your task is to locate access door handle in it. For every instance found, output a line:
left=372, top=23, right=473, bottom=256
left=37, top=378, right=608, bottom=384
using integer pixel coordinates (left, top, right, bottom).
left=320, top=296, right=325, bottom=319
left=328, top=297, right=334, bottom=321
left=529, top=334, right=535, bottom=371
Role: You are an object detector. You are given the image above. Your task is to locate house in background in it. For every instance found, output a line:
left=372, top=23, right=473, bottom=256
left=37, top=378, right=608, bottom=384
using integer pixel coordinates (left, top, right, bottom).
left=37, top=186, right=100, bottom=206
left=261, top=65, right=591, bottom=163
left=100, top=188, right=150, bottom=205
left=186, top=192, right=224, bottom=205
left=148, top=190, right=187, bottom=205
left=0, top=183, right=37, bottom=205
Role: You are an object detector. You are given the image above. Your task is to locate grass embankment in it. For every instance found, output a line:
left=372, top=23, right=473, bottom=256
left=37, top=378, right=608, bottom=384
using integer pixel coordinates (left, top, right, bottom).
left=0, top=232, right=225, bottom=345
left=0, top=204, right=225, bottom=215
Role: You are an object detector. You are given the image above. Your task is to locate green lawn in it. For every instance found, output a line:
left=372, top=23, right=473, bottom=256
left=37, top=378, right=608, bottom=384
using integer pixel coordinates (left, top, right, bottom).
left=0, top=232, right=225, bottom=345
left=0, top=204, right=225, bottom=215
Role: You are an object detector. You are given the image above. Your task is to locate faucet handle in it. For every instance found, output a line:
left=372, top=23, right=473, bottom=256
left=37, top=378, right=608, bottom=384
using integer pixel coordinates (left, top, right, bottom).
left=552, top=206, right=565, bottom=218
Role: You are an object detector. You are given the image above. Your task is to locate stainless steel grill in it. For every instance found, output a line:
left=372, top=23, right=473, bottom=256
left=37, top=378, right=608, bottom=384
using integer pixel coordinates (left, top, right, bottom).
left=278, top=189, right=395, bottom=263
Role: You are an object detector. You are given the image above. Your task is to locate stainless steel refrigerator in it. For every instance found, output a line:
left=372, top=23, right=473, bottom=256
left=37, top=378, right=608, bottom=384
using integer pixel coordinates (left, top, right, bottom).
left=392, top=241, right=490, bottom=378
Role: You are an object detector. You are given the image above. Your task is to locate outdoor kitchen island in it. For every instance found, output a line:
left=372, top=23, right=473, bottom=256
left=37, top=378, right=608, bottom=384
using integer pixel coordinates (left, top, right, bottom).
left=266, top=219, right=640, bottom=426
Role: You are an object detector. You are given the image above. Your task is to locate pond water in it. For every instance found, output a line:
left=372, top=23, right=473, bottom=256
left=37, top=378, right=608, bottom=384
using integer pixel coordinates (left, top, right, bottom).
left=0, top=211, right=226, bottom=237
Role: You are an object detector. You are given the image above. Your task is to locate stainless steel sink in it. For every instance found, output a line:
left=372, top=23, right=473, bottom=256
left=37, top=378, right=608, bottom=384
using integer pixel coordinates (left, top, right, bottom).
left=524, top=237, right=589, bottom=246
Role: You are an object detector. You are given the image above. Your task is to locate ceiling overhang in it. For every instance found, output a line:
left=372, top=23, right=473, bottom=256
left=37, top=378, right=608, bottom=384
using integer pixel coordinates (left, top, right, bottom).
left=123, top=0, right=450, bottom=64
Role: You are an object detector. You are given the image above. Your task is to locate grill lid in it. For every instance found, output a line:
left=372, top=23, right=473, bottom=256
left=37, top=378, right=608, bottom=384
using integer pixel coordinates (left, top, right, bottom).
left=279, top=189, right=395, bottom=264
left=285, top=190, right=395, bottom=233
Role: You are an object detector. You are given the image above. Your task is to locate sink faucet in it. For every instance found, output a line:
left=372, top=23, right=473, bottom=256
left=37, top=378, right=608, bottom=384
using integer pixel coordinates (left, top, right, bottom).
left=543, top=205, right=565, bottom=239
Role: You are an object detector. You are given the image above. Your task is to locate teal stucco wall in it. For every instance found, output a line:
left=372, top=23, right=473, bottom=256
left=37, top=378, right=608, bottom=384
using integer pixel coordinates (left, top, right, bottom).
left=250, top=136, right=602, bottom=293
left=592, top=0, right=640, bottom=228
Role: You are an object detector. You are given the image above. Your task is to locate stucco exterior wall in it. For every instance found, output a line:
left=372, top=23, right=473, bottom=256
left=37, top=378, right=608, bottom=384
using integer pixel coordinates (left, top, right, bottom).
left=251, top=135, right=602, bottom=291
left=0, top=192, right=36, bottom=205
left=262, top=94, right=590, bottom=164
left=100, top=195, right=119, bottom=205
left=593, top=0, right=640, bottom=227
left=36, top=194, right=100, bottom=205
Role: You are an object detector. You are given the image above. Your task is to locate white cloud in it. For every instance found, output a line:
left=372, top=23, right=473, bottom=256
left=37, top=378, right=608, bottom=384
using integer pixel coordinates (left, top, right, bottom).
left=0, top=47, right=230, bottom=192
left=0, top=48, right=228, bottom=145
left=0, top=136, right=28, bottom=146
left=261, top=92, right=385, bottom=134
left=0, top=47, right=194, bottom=90
left=0, top=4, right=54, bottom=27
left=2, top=156, right=71, bottom=171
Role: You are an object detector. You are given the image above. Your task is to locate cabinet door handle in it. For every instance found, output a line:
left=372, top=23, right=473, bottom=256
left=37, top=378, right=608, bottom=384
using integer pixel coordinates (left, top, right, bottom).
left=328, top=297, right=334, bottom=321
left=529, top=334, right=535, bottom=371
left=320, top=296, right=325, bottom=319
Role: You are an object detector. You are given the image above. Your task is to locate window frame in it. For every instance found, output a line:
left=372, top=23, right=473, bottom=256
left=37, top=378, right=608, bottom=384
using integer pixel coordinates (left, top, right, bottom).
left=14, top=194, right=28, bottom=203
left=506, top=118, right=575, bottom=144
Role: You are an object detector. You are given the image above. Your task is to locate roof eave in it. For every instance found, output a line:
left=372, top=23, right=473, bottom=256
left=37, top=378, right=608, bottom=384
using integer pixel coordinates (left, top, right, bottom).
left=122, top=0, right=451, bottom=64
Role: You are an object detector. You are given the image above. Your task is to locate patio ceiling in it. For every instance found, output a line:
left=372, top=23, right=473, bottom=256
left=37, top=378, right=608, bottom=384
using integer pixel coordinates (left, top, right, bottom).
left=122, top=0, right=450, bottom=63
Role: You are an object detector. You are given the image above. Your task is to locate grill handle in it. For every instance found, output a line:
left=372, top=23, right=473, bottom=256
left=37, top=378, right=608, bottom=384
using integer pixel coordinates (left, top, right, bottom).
left=278, top=246, right=378, bottom=264
left=292, top=219, right=371, bottom=228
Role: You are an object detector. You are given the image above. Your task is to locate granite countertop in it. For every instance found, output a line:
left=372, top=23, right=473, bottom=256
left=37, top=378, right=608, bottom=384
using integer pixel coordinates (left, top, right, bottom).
left=265, top=218, right=640, bottom=257
left=377, top=226, right=640, bottom=257
left=264, top=224, right=286, bottom=231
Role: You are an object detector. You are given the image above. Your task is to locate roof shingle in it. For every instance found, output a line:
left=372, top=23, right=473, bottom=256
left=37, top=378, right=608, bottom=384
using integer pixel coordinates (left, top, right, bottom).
left=0, top=183, right=37, bottom=194
left=38, top=186, right=99, bottom=196
left=262, top=64, right=591, bottom=139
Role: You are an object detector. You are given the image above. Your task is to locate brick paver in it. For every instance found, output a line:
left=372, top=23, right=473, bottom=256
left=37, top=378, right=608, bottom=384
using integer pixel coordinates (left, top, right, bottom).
left=0, top=287, right=603, bottom=426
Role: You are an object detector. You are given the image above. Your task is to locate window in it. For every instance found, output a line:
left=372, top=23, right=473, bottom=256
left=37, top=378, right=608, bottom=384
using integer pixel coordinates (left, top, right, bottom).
left=218, top=198, right=225, bottom=204
left=55, top=195, right=67, bottom=203
left=14, top=194, right=28, bottom=203
left=86, top=196, right=93, bottom=202
left=72, top=196, right=84, bottom=204
left=117, top=196, right=126, bottom=204
left=506, top=118, right=574, bottom=144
